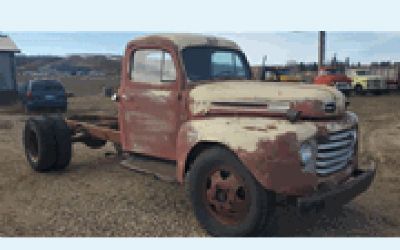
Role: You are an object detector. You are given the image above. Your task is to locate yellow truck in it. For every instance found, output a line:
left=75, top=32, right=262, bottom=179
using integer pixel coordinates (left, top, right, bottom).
left=261, top=67, right=303, bottom=82
left=348, top=69, right=387, bottom=94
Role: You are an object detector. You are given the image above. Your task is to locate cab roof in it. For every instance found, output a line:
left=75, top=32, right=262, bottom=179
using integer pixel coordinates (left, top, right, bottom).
left=132, top=33, right=240, bottom=51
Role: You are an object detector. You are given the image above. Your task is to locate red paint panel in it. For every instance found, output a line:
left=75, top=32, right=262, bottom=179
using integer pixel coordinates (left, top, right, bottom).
left=119, top=39, right=186, bottom=160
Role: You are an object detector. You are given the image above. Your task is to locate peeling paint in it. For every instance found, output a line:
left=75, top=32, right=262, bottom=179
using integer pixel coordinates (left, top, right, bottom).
left=189, top=81, right=346, bottom=117
left=115, top=34, right=360, bottom=198
left=177, top=111, right=358, bottom=196
left=142, top=90, right=172, bottom=102
left=184, top=117, right=317, bottom=153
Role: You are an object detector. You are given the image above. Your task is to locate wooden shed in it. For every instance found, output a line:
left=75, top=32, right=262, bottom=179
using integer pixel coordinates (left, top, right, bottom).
left=0, top=34, right=20, bottom=105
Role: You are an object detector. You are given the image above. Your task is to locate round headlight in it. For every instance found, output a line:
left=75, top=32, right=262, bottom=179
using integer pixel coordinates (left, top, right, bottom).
left=300, top=143, right=313, bottom=165
left=299, top=141, right=317, bottom=173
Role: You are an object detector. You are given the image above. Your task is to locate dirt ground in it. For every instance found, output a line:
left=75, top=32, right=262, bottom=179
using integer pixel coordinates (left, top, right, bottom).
left=0, top=92, right=399, bottom=237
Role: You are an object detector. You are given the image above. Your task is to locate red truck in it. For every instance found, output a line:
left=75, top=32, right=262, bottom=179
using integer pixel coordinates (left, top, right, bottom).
left=313, top=66, right=352, bottom=94
left=22, top=34, right=375, bottom=237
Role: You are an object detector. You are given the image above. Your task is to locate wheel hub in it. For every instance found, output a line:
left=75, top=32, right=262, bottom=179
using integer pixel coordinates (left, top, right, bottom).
left=204, top=168, right=250, bottom=225
left=216, top=188, right=227, bottom=202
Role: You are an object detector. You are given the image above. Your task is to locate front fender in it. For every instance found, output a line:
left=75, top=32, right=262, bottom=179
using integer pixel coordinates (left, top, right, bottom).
left=176, top=117, right=319, bottom=195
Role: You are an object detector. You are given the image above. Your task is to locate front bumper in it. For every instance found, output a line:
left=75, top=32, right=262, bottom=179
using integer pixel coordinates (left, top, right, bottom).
left=297, top=167, right=376, bottom=211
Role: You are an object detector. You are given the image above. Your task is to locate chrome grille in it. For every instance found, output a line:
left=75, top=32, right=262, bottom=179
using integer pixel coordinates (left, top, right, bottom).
left=316, top=128, right=356, bottom=175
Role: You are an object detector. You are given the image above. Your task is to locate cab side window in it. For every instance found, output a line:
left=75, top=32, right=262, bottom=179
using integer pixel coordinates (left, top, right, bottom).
left=130, top=50, right=176, bottom=84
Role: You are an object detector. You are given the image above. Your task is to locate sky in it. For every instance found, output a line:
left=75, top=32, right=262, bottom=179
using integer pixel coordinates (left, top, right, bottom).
left=5, top=32, right=400, bottom=65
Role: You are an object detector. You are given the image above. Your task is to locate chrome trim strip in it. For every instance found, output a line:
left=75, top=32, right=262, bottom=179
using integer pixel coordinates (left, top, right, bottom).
left=316, top=150, right=353, bottom=167
left=318, top=139, right=354, bottom=150
left=317, top=146, right=353, bottom=159
left=328, top=130, right=354, bottom=141
left=316, top=161, right=349, bottom=175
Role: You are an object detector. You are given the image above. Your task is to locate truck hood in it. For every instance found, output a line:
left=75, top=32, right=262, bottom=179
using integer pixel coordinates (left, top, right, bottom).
left=314, top=75, right=351, bottom=84
left=189, top=81, right=346, bottom=119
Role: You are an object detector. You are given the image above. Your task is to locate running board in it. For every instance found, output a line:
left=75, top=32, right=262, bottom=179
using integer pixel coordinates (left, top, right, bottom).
left=120, top=154, right=177, bottom=182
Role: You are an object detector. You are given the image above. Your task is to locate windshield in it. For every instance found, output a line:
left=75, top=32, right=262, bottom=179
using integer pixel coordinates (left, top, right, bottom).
left=356, top=70, right=370, bottom=76
left=320, top=69, right=337, bottom=75
left=31, top=81, right=64, bottom=92
left=182, top=47, right=251, bottom=81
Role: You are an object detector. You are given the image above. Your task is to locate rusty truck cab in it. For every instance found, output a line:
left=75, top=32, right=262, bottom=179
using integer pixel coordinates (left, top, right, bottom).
left=118, top=34, right=250, bottom=161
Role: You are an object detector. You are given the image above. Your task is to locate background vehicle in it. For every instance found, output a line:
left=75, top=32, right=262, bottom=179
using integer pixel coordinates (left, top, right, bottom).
left=313, top=66, right=352, bottom=94
left=369, top=65, right=400, bottom=91
left=19, top=79, right=68, bottom=113
left=261, top=66, right=303, bottom=82
left=22, top=34, right=375, bottom=237
left=347, top=69, right=387, bottom=95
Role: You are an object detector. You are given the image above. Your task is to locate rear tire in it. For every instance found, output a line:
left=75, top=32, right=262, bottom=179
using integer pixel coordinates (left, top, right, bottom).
left=23, top=116, right=72, bottom=171
left=49, top=116, right=72, bottom=170
left=186, top=146, right=275, bottom=237
left=23, top=117, right=57, bottom=171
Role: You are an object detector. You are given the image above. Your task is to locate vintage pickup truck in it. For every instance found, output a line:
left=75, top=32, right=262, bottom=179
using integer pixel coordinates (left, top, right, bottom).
left=313, top=66, right=353, bottom=94
left=347, top=69, right=387, bottom=95
left=22, top=34, right=375, bottom=237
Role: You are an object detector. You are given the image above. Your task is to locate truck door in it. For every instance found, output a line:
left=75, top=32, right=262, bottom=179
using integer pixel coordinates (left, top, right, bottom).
left=119, top=48, right=181, bottom=160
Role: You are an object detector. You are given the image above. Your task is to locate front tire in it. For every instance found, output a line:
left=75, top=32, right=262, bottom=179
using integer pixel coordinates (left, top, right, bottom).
left=355, top=85, right=364, bottom=95
left=186, top=146, right=275, bottom=237
left=50, top=116, right=72, bottom=170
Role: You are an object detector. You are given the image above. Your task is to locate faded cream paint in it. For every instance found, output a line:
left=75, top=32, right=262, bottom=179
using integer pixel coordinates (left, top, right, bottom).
left=184, top=117, right=317, bottom=153
left=325, top=111, right=358, bottom=132
left=141, top=89, right=172, bottom=102
left=134, top=34, right=240, bottom=51
left=189, top=81, right=346, bottom=116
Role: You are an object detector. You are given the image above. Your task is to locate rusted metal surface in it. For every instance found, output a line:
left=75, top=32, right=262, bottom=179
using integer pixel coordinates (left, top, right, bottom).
left=187, top=81, right=347, bottom=119
left=85, top=34, right=362, bottom=199
left=177, top=111, right=358, bottom=196
left=118, top=37, right=186, bottom=161
left=204, top=166, right=250, bottom=225
left=68, top=114, right=118, bottom=121
left=66, top=119, right=120, bottom=143
left=120, top=154, right=176, bottom=182
left=130, top=34, right=240, bottom=52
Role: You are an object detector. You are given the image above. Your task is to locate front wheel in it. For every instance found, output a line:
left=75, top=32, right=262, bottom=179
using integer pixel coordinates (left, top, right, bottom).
left=355, top=85, right=364, bottom=95
left=186, top=147, right=275, bottom=237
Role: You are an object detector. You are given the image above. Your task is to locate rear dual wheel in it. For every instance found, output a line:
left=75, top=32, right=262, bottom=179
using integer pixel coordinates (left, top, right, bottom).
left=23, top=116, right=72, bottom=171
left=186, top=147, right=275, bottom=237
